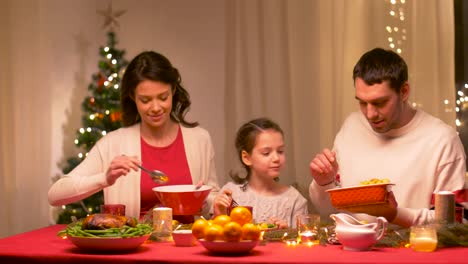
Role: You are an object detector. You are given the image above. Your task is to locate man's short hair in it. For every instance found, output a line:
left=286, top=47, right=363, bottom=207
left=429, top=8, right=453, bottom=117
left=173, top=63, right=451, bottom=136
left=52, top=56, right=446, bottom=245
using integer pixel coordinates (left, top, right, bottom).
left=353, top=48, right=408, bottom=93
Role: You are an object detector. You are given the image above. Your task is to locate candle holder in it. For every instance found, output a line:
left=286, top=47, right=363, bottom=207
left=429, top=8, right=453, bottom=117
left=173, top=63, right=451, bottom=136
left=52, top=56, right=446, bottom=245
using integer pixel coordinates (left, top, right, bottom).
left=409, top=224, right=437, bottom=252
left=296, top=214, right=320, bottom=245
left=153, top=207, right=173, bottom=242
left=100, top=204, right=126, bottom=216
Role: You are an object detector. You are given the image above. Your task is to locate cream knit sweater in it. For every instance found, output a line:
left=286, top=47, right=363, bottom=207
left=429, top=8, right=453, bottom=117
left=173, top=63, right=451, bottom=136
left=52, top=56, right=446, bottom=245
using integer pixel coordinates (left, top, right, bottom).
left=48, top=123, right=220, bottom=219
left=309, top=110, right=466, bottom=227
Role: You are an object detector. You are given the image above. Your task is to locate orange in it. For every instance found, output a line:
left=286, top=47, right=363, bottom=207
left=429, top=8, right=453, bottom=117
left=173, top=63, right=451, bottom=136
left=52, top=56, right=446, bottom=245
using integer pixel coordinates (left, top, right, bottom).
left=191, top=218, right=209, bottom=239
left=230, top=206, right=252, bottom=226
left=204, top=224, right=224, bottom=241
left=241, top=223, right=261, bottom=241
left=213, top=214, right=231, bottom=227
left=223, top=221, right=242, bottom=242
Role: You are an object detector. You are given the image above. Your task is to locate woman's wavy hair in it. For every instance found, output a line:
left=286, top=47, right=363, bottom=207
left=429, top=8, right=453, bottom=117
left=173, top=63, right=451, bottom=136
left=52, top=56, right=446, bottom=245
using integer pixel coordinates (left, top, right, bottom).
left=120, top=51, right=198, bottom=127
left=230, top=117, right=284, bottom=188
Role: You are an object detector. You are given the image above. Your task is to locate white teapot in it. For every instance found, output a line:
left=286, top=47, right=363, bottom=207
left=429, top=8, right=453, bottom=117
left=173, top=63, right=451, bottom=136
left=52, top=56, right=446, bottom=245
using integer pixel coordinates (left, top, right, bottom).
left=330, top=213, right=388, bottom=251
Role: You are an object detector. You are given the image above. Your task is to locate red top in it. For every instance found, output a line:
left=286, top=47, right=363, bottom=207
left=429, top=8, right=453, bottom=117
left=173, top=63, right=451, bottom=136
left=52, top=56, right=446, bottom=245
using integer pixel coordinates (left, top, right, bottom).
left=140, top=126, right=192, bottom=217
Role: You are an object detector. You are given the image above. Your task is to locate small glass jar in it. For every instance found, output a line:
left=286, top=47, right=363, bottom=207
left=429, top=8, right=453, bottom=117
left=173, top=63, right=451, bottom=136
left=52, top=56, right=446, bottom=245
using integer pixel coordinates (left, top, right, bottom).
left=409, top=224, right=438, bottom=252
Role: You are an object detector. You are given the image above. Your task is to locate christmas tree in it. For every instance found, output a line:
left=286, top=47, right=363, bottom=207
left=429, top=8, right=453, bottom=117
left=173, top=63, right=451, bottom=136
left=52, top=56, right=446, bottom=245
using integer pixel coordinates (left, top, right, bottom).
left=56, top=4, right=128, bottom=224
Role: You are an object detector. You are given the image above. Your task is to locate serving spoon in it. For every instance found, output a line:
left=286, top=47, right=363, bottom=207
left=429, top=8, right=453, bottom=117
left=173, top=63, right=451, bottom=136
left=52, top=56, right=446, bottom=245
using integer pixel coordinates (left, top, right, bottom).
left=137, top=164, right=169, bottom=184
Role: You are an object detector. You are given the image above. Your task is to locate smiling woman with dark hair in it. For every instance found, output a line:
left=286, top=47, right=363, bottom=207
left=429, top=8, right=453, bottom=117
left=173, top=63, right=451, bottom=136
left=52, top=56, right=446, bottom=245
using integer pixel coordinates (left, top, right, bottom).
left=48, top=51, right=220, bottom=220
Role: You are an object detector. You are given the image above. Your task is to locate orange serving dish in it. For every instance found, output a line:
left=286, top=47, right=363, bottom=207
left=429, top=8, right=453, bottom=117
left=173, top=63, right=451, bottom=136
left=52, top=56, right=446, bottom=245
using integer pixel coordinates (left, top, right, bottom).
left=326, top=183, right=394, bottom=209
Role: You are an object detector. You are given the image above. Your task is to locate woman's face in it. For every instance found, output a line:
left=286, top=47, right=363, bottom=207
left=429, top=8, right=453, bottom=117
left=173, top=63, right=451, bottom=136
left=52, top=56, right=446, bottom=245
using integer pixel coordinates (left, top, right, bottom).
left=134, top=80, right=173, bottom=129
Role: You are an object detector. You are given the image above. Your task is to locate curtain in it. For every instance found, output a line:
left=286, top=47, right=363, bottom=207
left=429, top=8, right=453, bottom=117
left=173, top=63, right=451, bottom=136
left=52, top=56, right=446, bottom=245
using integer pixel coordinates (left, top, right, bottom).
left=0, top=0, right=15, bottom=238
left=0, top=0, right=456, bottom=237
left=224, top=0, right=456, bottom=210
left=0, top=0, right=52, bottom=237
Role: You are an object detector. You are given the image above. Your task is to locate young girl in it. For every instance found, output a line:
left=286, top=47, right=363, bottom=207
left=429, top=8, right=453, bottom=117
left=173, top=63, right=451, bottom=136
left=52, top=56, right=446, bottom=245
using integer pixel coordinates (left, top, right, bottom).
left=214, top=118, right=308, bottom=228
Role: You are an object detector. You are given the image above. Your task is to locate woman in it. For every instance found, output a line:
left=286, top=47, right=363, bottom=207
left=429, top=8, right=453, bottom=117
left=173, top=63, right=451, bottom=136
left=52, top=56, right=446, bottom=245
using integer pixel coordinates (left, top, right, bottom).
left=48, top=51, right=219, bottom=220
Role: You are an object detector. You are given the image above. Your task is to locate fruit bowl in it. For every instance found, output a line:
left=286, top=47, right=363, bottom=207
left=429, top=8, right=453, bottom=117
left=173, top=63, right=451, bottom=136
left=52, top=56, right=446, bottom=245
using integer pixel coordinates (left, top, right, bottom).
left=153, top=185, right=212, bottom=215
left=198, top=239, right=258, bottom=254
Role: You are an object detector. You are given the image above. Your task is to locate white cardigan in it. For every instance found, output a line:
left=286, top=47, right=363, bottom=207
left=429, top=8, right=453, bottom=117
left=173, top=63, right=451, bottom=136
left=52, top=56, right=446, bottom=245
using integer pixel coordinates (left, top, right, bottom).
left=48, top=124, right=220, bottom=219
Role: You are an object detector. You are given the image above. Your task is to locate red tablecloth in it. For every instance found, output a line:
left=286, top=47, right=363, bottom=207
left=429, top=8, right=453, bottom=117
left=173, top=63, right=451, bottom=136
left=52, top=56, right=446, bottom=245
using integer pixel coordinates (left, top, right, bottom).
left=0, top=225, right=466, bottom=264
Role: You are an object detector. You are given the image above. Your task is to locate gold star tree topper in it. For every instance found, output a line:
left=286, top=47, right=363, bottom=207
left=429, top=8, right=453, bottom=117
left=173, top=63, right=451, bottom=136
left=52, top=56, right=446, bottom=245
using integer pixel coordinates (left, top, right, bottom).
left=97, top=2, right=126, bottom=30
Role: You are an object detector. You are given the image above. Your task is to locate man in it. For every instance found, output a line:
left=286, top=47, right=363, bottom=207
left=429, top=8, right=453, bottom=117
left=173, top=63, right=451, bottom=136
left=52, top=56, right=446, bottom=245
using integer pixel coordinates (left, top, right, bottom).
left=309, top=48, right=467, bottom=227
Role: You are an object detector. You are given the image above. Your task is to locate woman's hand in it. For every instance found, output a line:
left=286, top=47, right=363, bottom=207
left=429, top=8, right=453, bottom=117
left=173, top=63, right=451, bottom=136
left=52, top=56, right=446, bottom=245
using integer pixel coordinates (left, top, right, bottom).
left=105, top=155, right=140, bottom=185
left=268, top=217, right=288, bottom=229
left=213, top=189, right=233, bottom=216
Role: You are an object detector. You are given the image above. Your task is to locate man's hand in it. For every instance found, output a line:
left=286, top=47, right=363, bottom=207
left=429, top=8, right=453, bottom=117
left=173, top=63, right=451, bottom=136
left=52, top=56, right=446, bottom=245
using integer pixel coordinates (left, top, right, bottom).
left=309, top=148, right=339, bottom=186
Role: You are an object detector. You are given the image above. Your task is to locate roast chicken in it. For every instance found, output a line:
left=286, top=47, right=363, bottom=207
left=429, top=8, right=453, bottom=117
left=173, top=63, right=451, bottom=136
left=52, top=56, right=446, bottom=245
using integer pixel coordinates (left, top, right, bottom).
left=82, top=213, right=138, bottom=230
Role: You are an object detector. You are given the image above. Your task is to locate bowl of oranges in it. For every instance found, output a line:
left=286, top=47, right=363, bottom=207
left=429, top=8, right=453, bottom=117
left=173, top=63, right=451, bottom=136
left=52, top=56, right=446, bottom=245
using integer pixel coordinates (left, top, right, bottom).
left=192, top=206, right=261, bottom=254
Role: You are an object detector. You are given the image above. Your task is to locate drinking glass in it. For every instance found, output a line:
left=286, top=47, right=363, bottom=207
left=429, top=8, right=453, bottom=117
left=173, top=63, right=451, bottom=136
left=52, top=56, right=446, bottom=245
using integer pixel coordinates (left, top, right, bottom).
left=296, top=214, right=321, bottom=245
left=409, top=224, right=438, bottom=252
left=100, top=204, right=126, bottom=216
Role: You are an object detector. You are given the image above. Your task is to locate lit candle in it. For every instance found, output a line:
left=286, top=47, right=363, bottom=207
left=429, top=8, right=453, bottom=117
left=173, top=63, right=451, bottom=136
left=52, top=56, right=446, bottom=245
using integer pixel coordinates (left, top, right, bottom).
left=153, top=207, right=173, bottom=242
left=298, top=230, right=319, bottom=245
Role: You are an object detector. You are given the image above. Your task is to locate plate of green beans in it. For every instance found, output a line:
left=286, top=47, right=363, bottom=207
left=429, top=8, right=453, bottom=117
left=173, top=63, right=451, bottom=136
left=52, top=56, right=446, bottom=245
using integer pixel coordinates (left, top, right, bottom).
left=58, top=221, right=153, bottom=252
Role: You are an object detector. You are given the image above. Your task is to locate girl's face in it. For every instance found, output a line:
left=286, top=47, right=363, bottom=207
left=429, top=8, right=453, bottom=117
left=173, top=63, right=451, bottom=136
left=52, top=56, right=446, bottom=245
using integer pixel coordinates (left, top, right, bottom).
left=134, top=80, right=173, bottom=129
left=242, top=130, right=285, bottom=180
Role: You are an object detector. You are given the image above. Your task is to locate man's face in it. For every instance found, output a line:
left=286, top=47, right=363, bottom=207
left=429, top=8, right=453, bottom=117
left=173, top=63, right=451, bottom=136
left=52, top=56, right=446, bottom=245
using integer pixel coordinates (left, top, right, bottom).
left=355, top=78, right=407, bottom=133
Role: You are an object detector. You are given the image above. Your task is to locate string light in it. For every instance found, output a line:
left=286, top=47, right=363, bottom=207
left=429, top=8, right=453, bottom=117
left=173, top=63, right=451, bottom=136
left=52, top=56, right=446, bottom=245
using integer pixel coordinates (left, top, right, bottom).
left=385, top=0, right=406, bottom=54
left=451, top=82, right=468, bottom=127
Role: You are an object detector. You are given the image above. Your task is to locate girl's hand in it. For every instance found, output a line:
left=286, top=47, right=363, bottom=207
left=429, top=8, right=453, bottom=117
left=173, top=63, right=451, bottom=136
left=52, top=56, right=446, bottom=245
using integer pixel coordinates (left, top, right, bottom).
left=268, top=217, right=288, bottom=229
left=213, top=189, right=233, bottom=216
left=106, top=155, right=139, bottom=185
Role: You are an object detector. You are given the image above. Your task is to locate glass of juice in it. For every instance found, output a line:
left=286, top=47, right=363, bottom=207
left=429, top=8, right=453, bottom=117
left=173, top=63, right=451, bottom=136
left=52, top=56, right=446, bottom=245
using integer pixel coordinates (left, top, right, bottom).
left=409, top=224, right=438, bottom=252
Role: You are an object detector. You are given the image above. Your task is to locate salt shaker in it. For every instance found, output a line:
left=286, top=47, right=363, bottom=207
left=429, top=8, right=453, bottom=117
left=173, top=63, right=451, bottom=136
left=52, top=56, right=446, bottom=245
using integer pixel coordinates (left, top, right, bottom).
left=153, top=207, right=173, bottom=242
left=435, top=191, right=455, bottom=224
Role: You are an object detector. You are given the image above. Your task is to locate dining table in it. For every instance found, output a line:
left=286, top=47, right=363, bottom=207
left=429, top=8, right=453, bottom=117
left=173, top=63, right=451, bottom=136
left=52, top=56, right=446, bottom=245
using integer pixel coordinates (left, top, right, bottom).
left=0, top=224, right=466, bottom=264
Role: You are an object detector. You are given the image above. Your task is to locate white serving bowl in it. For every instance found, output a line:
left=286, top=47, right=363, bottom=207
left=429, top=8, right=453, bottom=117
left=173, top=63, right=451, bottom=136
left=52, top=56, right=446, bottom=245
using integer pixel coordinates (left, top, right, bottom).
left=172, top=230, right=197, bottom=247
